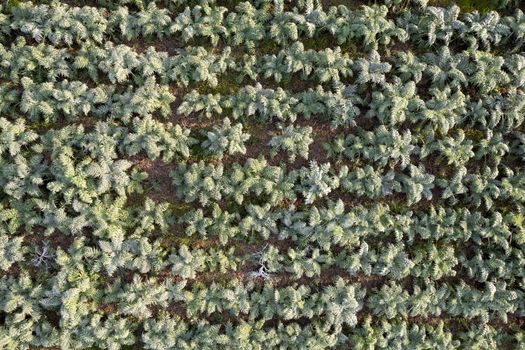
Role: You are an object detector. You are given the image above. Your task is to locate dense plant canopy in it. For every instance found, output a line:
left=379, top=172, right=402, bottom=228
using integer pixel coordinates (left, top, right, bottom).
left=1, top=0, right=525, bottom=349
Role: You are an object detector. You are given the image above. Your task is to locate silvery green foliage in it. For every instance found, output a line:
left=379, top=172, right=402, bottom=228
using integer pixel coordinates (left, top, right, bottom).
left=338, top=126, right=415, bottom=169
left=169, top=245, right=237, bottom=278
left=0, top=273, right=55, bottom=350
left=108, top=77, right=174, bottom=122
left=226, top=84, right=300, bottom=122
left=297, top=161, right=342, bottom=204
left=268, top=1, right=311, bottom=44
left=110, top=2, right=171, bottom=40
left=437, top=166, right=468, bottom=202
left=183, top=279, right=250, bottom=319
left=179, top=204, right=239, bottom=244
left=512, top=132, right=525, bottom=161
left=373, top=243, right=414, bottom=279
left=77, top=1, right=405, bottom=51
left=0, top=118, right=38, bottom=157
left=0, top=235, right=24, bottom=271
left=460, top=248, right=520, bottom=283
left=400, top=5, right=462, bottom=47
left=46, top=152, right=133, bottom=204
left=447, top=281, right=519, bottom=323
left=169, top=245, right=205, bottom=279
left=462, top=11, right=510, bottom=49
left=367, top=78, right=422, bottom=126
left=269, top=124, right=313, bottom=161
left=319, top=278, right=364, bottom=331
left=383, top=0, right=405, bottom=9
left=170, top=4, right=227, bottom=45
left=225, top=2, right=265, bottom=49
left=337, top=242, right=374, bottom=275
left=258, top=42, right=353, bottom=84
left=351, top=316, right=458, bottom=349
left=471, top=92, right=525, bottom=132
left=38, top=124, right=149, bottom=204
left=419, top=130, right=474, bottom=167
left=400, top=164, right=435, bottom=205
left=168, top=46, right=234, bottom=87
left=239, top=204, right=279, bottom=239
left=16, top=76, right=174, bottom=123
left=98, top=233, right=166, bottom=276
left=178, top=84, right=362, bottom=127
left=131, top=198, right=173, bottom=236
left=122, top=115, right=196, bottom=161
left=423, top=46, right=468, bottom=89
left=177, top=90, right=223, bottom=118
left=323, top=136, right=346, bottom=161
left=326, top=84, right=362, bottom=128
left=354, top=50, right=392, bottom=86
left=107, top=275, right=169, bottom=320
left=63, top=314, right=136, bottom=350
left=228, top=157, right=296, bottom=205
left=285, top=247, right=327, bottom=278
left=505, top=10, right=525, bottom=50
left=285, top=281, right=362, bottom=329
left=412, top=243, right=458, bottom=279
left=0, top=5, right=9, bottom=41
left=201, top=118, right=250, bottom=158
left=73, top=41, right=169, bottom=83
left=252, top=243, right=281, bottom=272
left=295, top=85, right=362, bottom=128
left=3, top=1, right=525, bottom=348
left=474, top=131, right=508, bottom=165
left=33, top=195, right=118, bottom=237
left=501, top=0, right=523, bottom=9
left=81, top=122, right=123, bottom=160
left=142, top=315, right=187, bottom=350
left=340, top=166, right=401, bottom=199
left=20, top=77, right=107, bottom=122
left=393, top=51, right=427, bottom=83
left=418, top=87, right=466, bottom=135
left=7, top=0, right=524, bottom=52
left=470, top=51, right=510, bottom=94
left=96, top=42, right=141, bottom=84
left=0, top=37, right=71, bottom=83
left=385, top=0, right=429, bottom=10
left=10, top=1, right=107, bottom=44
left=464, top=166, right=501, bottom=209
left=366, top=282, right=410, bottom=319
left=71, top=41, right=231, bottom=86
left=0, top=118, right=44, bottom=199
left=458, top=324, right=500, bottom=350
left=171, top=161, right=225, bottom=205
left=326, top=5, right=408, bottom=50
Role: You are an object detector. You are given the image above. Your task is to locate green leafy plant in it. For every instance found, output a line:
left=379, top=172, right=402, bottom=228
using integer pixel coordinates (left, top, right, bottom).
left=201, top=118, right=250, bottom=158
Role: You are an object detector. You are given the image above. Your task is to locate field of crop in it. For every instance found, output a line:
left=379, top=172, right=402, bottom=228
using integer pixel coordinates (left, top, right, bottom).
left=1, top=0, right=525, bottom=349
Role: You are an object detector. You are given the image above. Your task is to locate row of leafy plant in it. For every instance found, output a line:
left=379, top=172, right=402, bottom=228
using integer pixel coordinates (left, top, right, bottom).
left=4, top=0, right=525, bottom=50
left=2, top=0, right=525, bottom=349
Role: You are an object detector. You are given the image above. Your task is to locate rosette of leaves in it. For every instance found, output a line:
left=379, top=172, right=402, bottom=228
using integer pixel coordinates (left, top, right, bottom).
left=0, top=234, right=24, bottom=271
left=297, top=161, right=343, bottom=204
left=269, top=124, right=313, bottom=162
left=201, top=118, right=250, bottom=158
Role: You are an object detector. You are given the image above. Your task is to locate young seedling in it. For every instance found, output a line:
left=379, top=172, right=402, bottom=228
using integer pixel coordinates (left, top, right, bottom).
left=32, top=242, right=53, bottom=270
left=248, top=243, right=272, bottom=280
